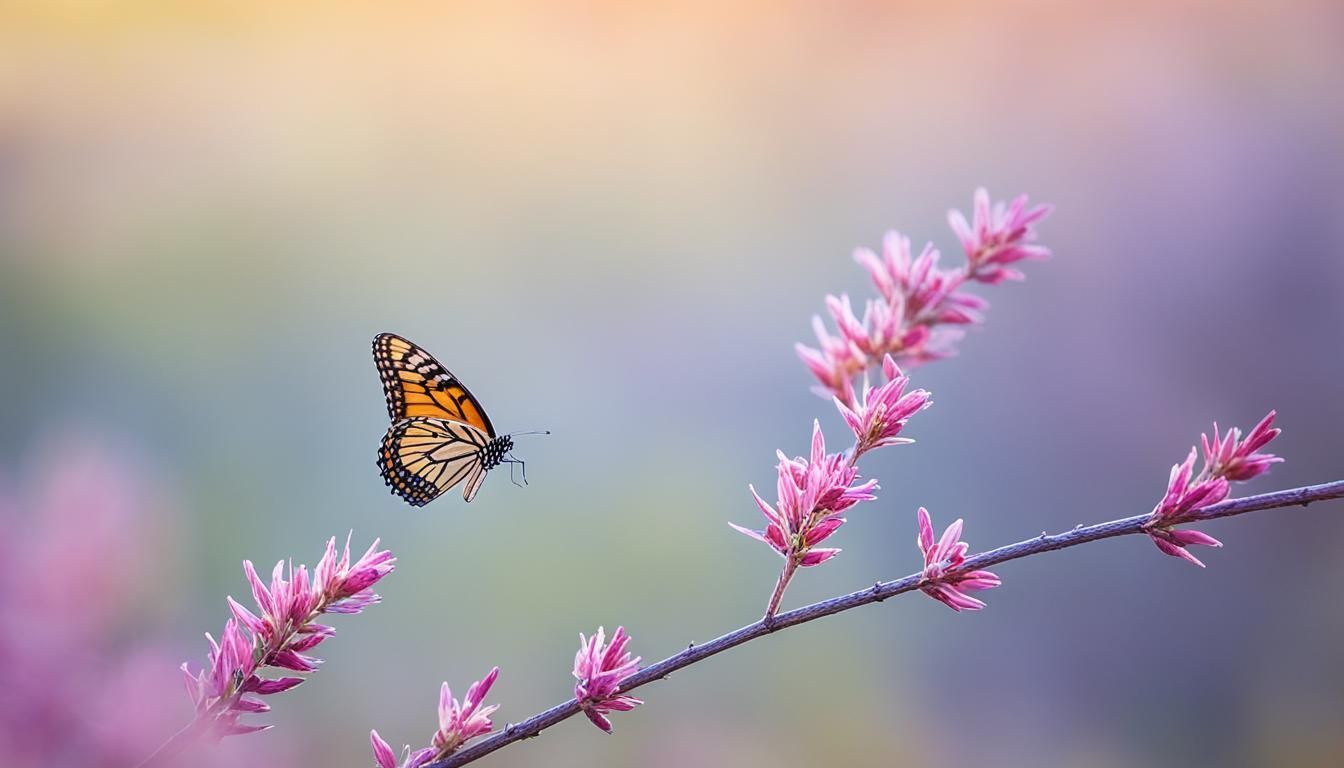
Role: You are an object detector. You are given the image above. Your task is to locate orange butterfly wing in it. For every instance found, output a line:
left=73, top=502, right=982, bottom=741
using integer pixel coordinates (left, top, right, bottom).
left=373, top=333, right=496, bottom=436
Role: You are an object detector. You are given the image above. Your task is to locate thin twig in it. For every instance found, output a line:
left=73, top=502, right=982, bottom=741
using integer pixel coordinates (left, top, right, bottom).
left=429, top=480, right=1344, bottom=768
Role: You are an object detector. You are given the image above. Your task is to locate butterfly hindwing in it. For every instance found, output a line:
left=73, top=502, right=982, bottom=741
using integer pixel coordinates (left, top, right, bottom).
left=378, top=417, right=494, bottom=505
left=373, top=333, right=496, bottom=436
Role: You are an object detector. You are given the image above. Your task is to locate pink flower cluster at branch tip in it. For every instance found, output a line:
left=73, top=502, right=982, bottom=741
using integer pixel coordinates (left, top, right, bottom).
left=834, top=354, right=932, bottom=459
left=731, top=420, right=878, bottom=570
left=948, top=187, right=1054, bottom=285
left=574, top=626, right=643, bottom=733
left=797, top=188, right=1052, bottom=405
left=181, top=534, right=394, bottom=739
left=916, top=508, right=1001, bottom=612
left=370, top=668, right=500, bottom=768
left=1146, top=411, right=1282, bottom=567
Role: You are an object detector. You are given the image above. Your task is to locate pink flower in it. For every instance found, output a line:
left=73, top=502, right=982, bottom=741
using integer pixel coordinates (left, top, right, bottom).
left=369, top=730, right=435, bottom=768
left=948, top=187, right=1053, bottom=285
left=834, top=354, right=932, bottom=458
left=1202, top=411, right=1283, bottom=482
left=370, top=731, right=400, bottom=768
left=798, top=190, right=1052, bottom=404
left=1146, top=411, right=1282, bottom=567
left=316, top=533, right=398, bottom=613
left=916, top=508, right=1001, bottom=612
left=181, top=534, right=395, bottom=738
left=367, top=669, right=499, bottom=767
left=574, top=626, right=643, bottom=733
left=731, top=421, right=878, bottom=568
left=431, top=668, right=501, bottom=755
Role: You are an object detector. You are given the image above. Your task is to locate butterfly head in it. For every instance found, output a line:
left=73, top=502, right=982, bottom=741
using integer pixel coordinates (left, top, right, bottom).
left=481, top=435, right=514, bottom=471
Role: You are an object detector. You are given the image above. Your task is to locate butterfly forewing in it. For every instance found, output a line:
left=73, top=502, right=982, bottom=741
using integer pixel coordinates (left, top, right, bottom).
left=373, top=333, right=496, bottom=436
left=379, top=418, right=493, bottom=506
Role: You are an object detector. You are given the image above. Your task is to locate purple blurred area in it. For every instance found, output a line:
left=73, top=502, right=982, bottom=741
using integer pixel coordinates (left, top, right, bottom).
left=1, top=3, right=1342, bottom=766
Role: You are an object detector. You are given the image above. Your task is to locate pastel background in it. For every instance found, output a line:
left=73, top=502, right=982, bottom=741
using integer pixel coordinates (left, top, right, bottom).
left=2, top=3, right=1342, bottom=767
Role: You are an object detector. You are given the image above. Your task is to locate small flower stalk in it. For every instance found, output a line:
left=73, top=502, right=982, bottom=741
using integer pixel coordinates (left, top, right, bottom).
left=370, top=668, right=501, bottom=768
left=731, top=421, right=879, bottom=616
left=916, top=508, right=1001, bottom=612
left=180, top=534, right=394, bottom=739
left=573, top=626, right=643, bottom=733
left=1145, top=411, right=1282, bottom=567
left=798, top=188, right=1052, bottom=405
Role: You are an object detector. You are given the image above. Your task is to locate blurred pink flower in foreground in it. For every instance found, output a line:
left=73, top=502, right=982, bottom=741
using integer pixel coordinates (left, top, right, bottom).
left=1146, top=412, right=1282, bottom=567
left=181, top=535, right=395, bottom=738
left=0, top=432, right=284, bottom=767
left=916, top=508, right=1001, bottom=612
left=731, top=421, right=878, bottom=571
left=574, top=626, right=643, bottom=733
left=370, top=668, right=500, bottom=767
left=834, top=354, right=932, bottom=459
left=798, top=188, right=1052, bottom=404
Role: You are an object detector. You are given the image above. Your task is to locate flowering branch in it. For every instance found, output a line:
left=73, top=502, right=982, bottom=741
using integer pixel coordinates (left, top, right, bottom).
left=798, top=188, right=1052, bottom=404
left=740, top=188, right=1043, bottom=618
left=140, top=534, right=394, bottom=766
left=426, top=480, right=1344, bottom=768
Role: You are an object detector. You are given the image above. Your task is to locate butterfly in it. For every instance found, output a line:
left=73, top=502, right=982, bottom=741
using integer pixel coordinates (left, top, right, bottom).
left=373, top=333, right=535, bottom=505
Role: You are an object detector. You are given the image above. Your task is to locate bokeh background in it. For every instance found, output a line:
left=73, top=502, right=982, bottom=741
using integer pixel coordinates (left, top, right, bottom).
left=3, top=2, right=1343, bottom=767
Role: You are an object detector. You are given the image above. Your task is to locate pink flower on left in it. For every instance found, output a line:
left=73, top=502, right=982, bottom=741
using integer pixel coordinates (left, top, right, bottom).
left=181, top=534, right=395, bottom=738
left=0, top=433, right=298, bottom=766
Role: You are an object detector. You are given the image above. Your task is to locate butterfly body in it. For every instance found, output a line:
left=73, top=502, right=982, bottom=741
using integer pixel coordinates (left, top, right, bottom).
left=373, top=333, right=521, bottom=505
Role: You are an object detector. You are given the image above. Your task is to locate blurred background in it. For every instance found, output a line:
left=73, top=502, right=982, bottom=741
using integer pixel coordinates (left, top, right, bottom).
left=2, top=2, right=1342, bottom=767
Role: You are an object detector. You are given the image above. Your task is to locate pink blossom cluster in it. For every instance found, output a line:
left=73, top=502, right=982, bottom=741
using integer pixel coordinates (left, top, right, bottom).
left=834, top=354, right=932, bottom=460
left=731, top=420, right=879, bottom=571
left=181, top=535, right=395, bottom=737
left=371, top=668, right=500, bottom=768
left=798, top=188, right=1052, bottom=404
left=733, top=354, right=930, bottom=615
left=916, top=508, right=1001, bottom=612
left=573, top=626, right=643, bottom=733
left=1146, top=411, right=1282, bottom=567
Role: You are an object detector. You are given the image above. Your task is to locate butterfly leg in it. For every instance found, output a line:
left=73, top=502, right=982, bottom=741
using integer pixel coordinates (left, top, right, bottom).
left=506, top=455, right=528, bottom=487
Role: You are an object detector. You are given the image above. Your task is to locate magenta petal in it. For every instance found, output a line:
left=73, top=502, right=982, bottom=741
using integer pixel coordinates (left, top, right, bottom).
left=1150, top=533, right=1207, bottom=568
left=728, top=522, right=769, bottom=544
left=1166, top=529, right=1223, bottom=548
left=803, top=516, right=845, bottom=546
left=584, top=708, right=615, bottom=733
left=248, top=676, right=304, bottom=695
left=370, top=731, right=398, bottom=768
left=798, top=547, right=841, bottom=567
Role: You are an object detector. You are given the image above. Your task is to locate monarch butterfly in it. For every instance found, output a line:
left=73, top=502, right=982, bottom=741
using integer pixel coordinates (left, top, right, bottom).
left=373, top=333, right=538, bottom=505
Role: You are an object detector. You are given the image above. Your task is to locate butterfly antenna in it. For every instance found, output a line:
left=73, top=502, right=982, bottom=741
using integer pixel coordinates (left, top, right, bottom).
left=509, top=430, right=551, bottom=438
